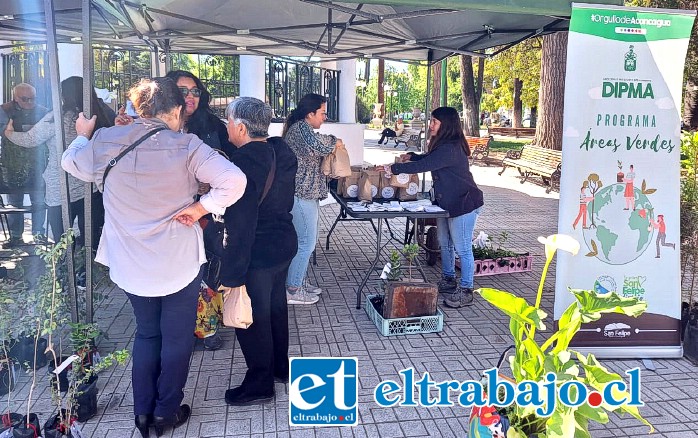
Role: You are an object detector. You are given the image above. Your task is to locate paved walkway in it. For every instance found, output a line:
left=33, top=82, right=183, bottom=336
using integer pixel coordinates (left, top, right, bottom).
left=4, top=133, right=697, bottom=437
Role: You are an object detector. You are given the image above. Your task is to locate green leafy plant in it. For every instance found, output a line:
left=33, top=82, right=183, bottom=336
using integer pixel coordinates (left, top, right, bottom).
left=680, top=131, right=698, bottom=306
left=387, top=250, right=402, bottom=282
left=402, top=244, right=420, bottom=281
left=476, top=234, right=653, bottom=437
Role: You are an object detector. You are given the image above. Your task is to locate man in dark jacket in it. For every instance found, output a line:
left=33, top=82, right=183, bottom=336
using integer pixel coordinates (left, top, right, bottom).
left=0, top=83, right=48, bottom=247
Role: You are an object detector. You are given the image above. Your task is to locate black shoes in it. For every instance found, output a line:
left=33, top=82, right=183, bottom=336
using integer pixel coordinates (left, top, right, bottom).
left=135, top=414, right=153, bottom=438
left=153, top=405, right=190, bottom=437
left=444, top=286, right=475, bottom=308
left=437, top=276, right=457, bottom=294
left=225, top=386, right=275, bottom=406
left=203, top=333, right=223, bottom=350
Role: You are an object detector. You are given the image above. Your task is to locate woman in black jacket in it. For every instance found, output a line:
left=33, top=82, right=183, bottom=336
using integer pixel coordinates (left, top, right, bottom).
left=382, top=106, right=484, bottom=308
left=218, top=97, right=298, bottom=406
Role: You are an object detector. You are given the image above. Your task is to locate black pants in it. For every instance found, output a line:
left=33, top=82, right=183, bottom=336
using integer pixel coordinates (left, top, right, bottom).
left=235, top=260, right=291, bottom=394
left=47, top=192, right=105, bottom=247
left=125, top=267, right=202, bottom=418
left=378, top=128, right=396, bottom=144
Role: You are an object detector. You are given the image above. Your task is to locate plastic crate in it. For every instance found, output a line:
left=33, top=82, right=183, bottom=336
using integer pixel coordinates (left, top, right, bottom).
left=365, top=295, right=444, bottom=337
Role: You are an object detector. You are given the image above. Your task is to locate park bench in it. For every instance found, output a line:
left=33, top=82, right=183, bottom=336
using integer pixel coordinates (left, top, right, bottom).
left=393, top=129, right=424, bottom=150
left=465, top=135, right=494, bottom=166
left=498, top=144, right=562, bottom=193
left=488, top=126, right=536, bottom=138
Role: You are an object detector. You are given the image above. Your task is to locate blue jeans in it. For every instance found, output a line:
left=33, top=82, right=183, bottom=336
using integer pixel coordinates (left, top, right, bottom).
left=7, top=191, right=46, bottom=239
left=125, top=268, right=202, bottom=418
left=437, top=207, right=482, bottom=288
left=286, top=196, right=319, bottom=288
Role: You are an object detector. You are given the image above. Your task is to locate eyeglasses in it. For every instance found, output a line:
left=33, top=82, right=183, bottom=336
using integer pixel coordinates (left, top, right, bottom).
left=17, top=96, right=36, bottom=103
left=178, top=87, right=202, bottom=98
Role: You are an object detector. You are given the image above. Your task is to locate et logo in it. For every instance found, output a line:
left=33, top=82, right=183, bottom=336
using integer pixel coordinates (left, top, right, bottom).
left=289, top=357, right=358, bottom=427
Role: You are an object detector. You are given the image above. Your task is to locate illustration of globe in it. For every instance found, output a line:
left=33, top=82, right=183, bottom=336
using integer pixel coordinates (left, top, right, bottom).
left=594, top=275, right=617, bottom=294
left=582, top=183, right=653, bottom=265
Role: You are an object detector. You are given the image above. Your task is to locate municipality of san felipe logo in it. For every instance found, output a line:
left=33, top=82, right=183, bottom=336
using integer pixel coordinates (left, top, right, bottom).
left=624, top=45, right=637, bottom=71
left=289, top=357, right=358, bottom=427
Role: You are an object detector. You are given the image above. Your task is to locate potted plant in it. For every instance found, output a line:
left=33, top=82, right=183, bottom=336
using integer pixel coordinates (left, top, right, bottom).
left=680, top=130, right=698, bottom=364
left=0, top=280, right=22, bottom=435
left=381, top=244, right=438, bottom=319
left=471, top=235, right=653, bottom=437
left=469, top=231, right=533, bottom=276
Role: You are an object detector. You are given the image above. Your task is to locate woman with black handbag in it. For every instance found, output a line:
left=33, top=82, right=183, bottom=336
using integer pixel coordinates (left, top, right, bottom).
left=61, top=78, right=247, bottom=437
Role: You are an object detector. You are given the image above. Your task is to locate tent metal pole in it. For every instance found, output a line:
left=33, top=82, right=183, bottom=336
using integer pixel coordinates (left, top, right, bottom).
left=422, top=53, right=433, bottom=192
left=82, top=0, right=94, bottom=324
left=440, top=59, right=447, bottom=106
left=45, top=0, right=79, bottom=323
left=154, top=46, right=160, bottom=76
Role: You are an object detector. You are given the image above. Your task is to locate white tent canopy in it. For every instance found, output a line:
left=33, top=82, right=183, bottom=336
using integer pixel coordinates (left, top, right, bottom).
left=2, top=0, right=622, bottom=63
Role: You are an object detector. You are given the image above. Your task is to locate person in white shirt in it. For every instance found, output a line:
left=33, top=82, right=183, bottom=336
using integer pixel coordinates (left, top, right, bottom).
left=378, top=117, right=404, bottom=145
left=61, top=77, right=247, bottom=438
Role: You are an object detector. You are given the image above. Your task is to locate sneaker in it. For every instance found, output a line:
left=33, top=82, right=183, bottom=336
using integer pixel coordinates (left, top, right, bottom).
left=303, top=279, right=322, bottom=295
left=437, top=276, right=457, bottom=294
left=286, top=289, right=319, bottom=305
left=2, top=238, right=22, bottom=249
left=443, top=286, right=474, bottom=308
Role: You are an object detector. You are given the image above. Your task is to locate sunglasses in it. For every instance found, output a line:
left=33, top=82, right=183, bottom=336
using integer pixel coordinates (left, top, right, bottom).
left=178, top=87, right=202, bottom=98
left=17, top=96, right=36, bottom=103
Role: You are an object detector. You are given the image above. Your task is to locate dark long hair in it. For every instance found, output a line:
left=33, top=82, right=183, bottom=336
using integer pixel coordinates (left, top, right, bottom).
left=61, top=76, right=114, bottom=130
left=282, top=93, right=326, bottom=137
left=428, top=106, right=470, bottom=156
left=164, top=70, right=224, bottom=138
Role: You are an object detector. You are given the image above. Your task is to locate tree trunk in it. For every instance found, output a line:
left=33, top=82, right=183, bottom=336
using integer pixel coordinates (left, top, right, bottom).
left=364, top=58, right=371, bottom=86
left=378, top=59, right=385, bottom=117
left=431, top=61, right=442, bottom=112
left=684, top=79, right=698, bottom=130
left=460, top=55, right=480, bottom=137
left=534, top=32, right=568, bottom=150
left=530, top=106, right=538, bottom=128
left=513, top=78, right=523, bottom=128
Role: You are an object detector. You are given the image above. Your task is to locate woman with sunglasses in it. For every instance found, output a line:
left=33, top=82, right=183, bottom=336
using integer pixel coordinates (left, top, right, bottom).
left=163, top=70, right=235, bottom=350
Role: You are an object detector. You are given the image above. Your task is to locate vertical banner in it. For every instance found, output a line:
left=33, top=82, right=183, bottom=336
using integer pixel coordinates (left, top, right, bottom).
left=556, top=3, right=696, bottom=358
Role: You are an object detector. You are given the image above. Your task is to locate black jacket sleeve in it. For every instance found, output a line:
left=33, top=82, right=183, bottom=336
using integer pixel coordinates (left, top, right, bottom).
left=219, top=146, right=273, bottom=287
left=391, top=144, right=455, bottom=175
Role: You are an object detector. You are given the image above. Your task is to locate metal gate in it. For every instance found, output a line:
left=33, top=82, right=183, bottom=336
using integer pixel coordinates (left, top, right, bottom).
left=266, top=59, right=339, bottom=122
left=2, top=50, right=51, bottom=108
left=93, top=48, right=152, bottom=110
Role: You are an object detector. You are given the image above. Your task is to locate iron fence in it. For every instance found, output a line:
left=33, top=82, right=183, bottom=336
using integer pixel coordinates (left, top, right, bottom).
left=2, top=51, right=51, bottom=109
left=93, top=48, right=152, bottom=110
left=266, top=59, right=339, bottom=122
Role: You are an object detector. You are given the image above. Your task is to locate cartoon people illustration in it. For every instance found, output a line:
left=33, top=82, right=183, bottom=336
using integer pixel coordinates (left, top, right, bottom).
left=649, top=214, right=676, bottom=258
left=623, top=164, right=635, bottom=211
left=573, top=182, right=594, bottom=230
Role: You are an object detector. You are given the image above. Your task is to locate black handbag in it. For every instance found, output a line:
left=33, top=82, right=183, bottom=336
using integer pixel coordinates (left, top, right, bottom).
left=202, top=148, right=276, bottom=288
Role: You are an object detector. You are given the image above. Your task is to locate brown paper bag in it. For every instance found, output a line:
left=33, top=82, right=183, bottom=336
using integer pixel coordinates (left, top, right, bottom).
left=379, top=172, right=396, bottom=199
left=221, top=285, right=253, bottom=329
left=321, top=145, right=352, bottom=179
left=390, top=172, right=411, bottom=188
left=358, top=169, right=380, bottom=201
left=341, top=168, right=362, bottom=198
left=398, top=174, right=420, bottom=201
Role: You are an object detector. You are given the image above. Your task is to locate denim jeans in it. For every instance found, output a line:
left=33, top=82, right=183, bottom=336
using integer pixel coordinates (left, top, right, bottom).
left=286, top=196, right=319, bottom=288
left=437, top=207, right=482, bottom=288
left=7, top=191, right=46, bottom=239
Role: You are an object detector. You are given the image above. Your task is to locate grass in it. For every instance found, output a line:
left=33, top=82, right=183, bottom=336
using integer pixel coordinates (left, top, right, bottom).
left=489, top=138, right=530, bottom=152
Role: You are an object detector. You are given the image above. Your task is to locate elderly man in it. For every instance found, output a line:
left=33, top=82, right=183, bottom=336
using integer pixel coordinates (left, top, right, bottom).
left=0, top=83, right=48, bottom=247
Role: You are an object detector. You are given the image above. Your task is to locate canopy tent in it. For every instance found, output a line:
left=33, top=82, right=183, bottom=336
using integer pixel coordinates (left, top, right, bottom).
left=2, top=0, right=622, bottom=63
left=0, top=0, right=623, bottom=323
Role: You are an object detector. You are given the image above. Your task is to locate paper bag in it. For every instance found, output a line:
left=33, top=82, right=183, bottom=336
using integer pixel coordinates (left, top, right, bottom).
left=379, top=172, right=396, bottom=199
left=222, top=285, right=253, bottom=329
left=398, top=174, right=420, bottom=201
left=358, top=169, right=380, bottom=201
left=340, top=168, right=362, bottom=198
left=390, top=172, right=411, bottom=188
left=321, top=145, right=352, bottom=179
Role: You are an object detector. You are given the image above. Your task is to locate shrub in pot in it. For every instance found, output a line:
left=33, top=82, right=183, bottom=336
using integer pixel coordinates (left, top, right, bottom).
left=381, top=245, right=438, bottom=319
left=472, top=235, right=653, bottom=438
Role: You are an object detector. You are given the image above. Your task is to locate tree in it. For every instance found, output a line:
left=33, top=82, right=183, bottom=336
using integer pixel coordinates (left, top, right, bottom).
left=430, top=61, right=442, bottom=112
left=460, top=55, right=480, bottom=136
left=480, top=39, right=542, bottom=126
left=534, top=32, right=568, bottom=150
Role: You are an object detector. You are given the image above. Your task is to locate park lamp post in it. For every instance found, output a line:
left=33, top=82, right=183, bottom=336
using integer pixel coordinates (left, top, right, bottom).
left=384, top=83, right=393, bottom=123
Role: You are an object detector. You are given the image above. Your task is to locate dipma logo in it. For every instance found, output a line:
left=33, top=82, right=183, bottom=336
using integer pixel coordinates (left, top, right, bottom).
left=289, top=357, right=358, bottom=427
